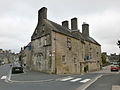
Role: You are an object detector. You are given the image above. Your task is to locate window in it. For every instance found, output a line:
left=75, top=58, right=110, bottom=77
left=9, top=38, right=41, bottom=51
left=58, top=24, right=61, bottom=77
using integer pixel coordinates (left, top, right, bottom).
left=90, top=48, right=92, bottom=50
left=67, top=37, right=72, bottom=50
left=97, top=52, right=99, bottom=57
left=43, top=35, right=51, bottom=46
left=61, top=55, right=66, bottom=64
left=73, top=57, right=77, bottom=64
left=84, top=56, right=92, bottom=61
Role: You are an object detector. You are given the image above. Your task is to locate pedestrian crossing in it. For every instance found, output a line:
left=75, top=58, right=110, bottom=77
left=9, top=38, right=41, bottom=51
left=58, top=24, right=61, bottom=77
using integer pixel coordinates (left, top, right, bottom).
left=60, top=77, right=74, bottom=81
left=1, top=75, right=91, bottom=84
left=80, top=79, right=91, bottom=83
left=58, top=76, right=91, bottom=83
left=70, top=78, right=82, bottom=82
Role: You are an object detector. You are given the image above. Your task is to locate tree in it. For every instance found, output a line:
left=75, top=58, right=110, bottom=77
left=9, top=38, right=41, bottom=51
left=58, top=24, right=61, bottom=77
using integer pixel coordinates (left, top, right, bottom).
left=117, top=40, right=120, bottom=48
left=101, top=53, right=107, bottom=66
left=117, top=40, right=120, bottom=67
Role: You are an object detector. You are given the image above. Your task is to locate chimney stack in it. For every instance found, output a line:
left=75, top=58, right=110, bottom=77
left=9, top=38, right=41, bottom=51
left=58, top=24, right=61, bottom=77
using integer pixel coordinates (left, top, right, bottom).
left=38, top=7, right=47, bottom=23
left=62, top=20, right=69, bottom=29
left=71, top=17, right=78, bottom=30
left=82, top=22, right=89, bottom=37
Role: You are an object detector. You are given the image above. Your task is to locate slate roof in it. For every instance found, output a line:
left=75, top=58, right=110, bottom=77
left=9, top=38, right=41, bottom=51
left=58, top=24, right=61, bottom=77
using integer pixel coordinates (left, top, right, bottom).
left=84, top=36, right=101, bottom=46
left=31, top=19, right=101, bottom=46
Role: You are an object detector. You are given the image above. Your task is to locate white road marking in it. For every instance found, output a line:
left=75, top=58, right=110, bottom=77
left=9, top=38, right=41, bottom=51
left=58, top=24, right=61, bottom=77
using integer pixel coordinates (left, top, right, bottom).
left=60, top=77, right=74, bottom=81
left=70, top=78, right=82, bottom=82
left=80, top=79, right=91, bottom=83
left=1, top=76, right=7, bottom=80
left=77, top=75, right=103, bottom=90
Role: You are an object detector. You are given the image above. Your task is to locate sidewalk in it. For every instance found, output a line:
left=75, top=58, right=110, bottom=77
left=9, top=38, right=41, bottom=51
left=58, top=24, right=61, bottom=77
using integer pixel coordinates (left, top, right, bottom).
left=112, top=85, right=120, bottom=90
left=10, top=70, right=68, bottom=82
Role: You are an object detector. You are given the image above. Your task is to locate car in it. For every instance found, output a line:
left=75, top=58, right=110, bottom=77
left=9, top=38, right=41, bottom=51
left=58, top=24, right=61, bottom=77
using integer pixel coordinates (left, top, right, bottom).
left=111, top=65, right=119, bottom=72
left=12, top=66, right=24, bottom=74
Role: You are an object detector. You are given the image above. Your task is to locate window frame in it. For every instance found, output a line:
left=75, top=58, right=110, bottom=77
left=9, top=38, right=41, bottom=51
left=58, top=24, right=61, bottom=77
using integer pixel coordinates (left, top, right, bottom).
left=61, top=55, right=66, bottom=64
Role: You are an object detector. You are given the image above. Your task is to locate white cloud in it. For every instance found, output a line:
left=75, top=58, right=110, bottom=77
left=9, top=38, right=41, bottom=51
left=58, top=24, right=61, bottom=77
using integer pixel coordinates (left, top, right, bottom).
left=86, top=10, right=120, bottom=54
left=0, top=0, right=120, bottom=54
left=0, top=15, right=36, bottom=53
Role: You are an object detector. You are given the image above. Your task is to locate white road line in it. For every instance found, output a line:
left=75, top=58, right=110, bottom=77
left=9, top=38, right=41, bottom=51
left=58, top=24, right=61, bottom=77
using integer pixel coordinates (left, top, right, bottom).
left=77, top=75, right=103, bottom=90
left=1, top=76, right=7, bottom=80
left=60, top=77, right=74, bottom=81
left=80, top=79, right=91, bottom=83
left=70, top=78, right=82, bottom=82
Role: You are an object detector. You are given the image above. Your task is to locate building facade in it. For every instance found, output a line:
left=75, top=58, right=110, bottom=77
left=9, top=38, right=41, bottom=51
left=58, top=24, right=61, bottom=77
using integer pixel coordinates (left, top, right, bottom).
left=0, top=49, right=17, bottom=65
left=20, top=7, right=101, bottom=74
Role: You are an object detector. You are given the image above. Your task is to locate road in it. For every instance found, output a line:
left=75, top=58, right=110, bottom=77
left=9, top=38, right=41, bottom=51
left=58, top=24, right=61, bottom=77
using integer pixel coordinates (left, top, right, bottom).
left=0, top=64, right=120, bottom=90
left=86, top=74, right=120, bottom=90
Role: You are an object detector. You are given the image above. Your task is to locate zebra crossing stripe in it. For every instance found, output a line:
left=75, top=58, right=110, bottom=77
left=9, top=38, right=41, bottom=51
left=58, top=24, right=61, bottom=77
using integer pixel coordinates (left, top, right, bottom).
left=1, top=76, right=7, bottom=80
left=80, top=79, right=91, bottom=83
left=60, top=77, right=74, bottom=81
left=70, top=78, right=82, bottom=82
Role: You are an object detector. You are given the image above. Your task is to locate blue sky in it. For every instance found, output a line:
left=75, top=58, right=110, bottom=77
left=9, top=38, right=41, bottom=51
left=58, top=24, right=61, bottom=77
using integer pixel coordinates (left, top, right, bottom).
left=0, top=0, right=120, bottom=54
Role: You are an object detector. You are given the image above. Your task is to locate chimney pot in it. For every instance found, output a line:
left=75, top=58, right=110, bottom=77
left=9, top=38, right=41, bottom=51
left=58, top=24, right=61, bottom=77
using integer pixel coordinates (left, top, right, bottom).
left=71, top=17, right=78, bottom=30
left=38, top=7, right=47, bottom=23
left=82, top=22, right=89, bottom=37
left=62, top=20, right=69, bottom=29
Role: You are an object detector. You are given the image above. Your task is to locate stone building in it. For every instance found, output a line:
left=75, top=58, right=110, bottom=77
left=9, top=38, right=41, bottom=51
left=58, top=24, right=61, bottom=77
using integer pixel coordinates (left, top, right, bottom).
left=0, top=49, right=17, bottom=65
left=21, top=7, right=101, bottom=74
left=108, top=53, right=119, bottom=62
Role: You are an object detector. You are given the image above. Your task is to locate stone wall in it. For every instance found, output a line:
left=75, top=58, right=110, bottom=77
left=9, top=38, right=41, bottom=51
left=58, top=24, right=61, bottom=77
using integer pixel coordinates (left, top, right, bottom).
left=84, top=41, right=101, bottom=72
left=51, top=31, right=101, bottom=74
left=30, top=34, right=52, bottom=73
left=51, top=31, right=84, bottom=74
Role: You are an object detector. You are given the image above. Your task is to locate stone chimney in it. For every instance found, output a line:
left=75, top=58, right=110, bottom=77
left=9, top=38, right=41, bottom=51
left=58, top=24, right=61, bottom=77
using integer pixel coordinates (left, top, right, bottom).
left=38, top=7, right=47, bottom=23
left=62, top=20, right=69, bottom=29
left=71, top=17, right=78, bottom=30
left=82, top=22, right=89, bottom=37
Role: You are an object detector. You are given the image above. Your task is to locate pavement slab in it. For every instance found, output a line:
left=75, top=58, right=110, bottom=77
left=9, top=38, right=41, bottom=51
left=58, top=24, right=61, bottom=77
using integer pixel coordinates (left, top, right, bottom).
left=112, top=85, right=120, bottom=90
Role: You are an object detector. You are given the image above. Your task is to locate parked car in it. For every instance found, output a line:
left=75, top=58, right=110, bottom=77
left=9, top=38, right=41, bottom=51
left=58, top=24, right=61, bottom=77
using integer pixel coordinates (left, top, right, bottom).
left=111, top=65, right=119, bottom=71
left=12, top=66, right=24, bottom=74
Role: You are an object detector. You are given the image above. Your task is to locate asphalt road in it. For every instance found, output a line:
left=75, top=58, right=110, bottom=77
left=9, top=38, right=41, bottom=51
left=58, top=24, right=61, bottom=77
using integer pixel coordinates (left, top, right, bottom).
left=0, top=64, right=120, bottom=90
left=86, top=73, right=120, bottom=90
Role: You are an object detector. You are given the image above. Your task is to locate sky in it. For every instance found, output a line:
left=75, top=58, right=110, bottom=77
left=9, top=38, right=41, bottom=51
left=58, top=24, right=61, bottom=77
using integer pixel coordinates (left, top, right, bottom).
left=0, top=0, right=120, bottom=55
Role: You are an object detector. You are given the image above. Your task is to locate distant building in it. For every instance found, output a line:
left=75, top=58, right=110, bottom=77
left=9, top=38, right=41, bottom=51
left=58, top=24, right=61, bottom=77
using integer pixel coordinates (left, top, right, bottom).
left=108, top=53, right=119, bottom=62
left=20, top=7, right=101, bottom=74
left=0, top=49, right=17, bottom=65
